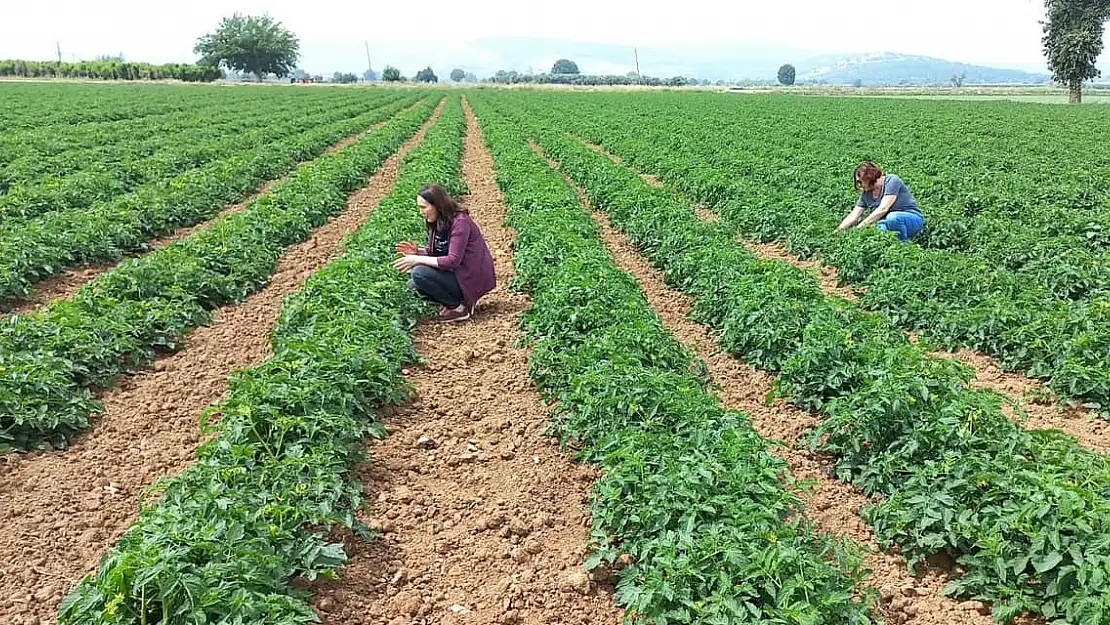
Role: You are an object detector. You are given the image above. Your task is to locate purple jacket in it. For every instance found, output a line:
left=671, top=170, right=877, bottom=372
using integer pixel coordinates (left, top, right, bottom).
left=424, top=213, right=496, bottom=309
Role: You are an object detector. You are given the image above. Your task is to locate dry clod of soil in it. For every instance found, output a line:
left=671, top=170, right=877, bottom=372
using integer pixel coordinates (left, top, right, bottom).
left=562, top=572, right=593, bottom=595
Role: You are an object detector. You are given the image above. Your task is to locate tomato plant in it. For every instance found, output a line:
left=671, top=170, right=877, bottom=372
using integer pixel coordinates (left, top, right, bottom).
left=57, top=96, right=465, bottom=625
left=472, top=95, right=877, bottom=625
left=502, top=102, right=1110, bottom=623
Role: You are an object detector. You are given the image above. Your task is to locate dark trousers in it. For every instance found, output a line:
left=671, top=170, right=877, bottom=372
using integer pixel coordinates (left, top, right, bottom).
left=408, top=265, right=463, bottom=308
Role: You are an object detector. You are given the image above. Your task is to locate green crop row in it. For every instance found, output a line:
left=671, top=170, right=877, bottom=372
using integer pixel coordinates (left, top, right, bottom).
left=512, top=110, right=1110, bottom=624
left=0, top=93, right=406, bottom=222
left=470, top=96, right=877, bottom=625
left=501, top=92, right=1110, bottom=304
left=500, top=92, right=1110, bottom=415
left=0, top=85, right=351, bottom=159
left=0, top=94, right=423, bottom=303
left=0, top=89, right=370, bottom=185
left=2, top=99, right=245, bottom=165
left=0, top=98, right=438, bottom=453
left=575, top=94, right=1109, bottom=303
left=523, top=92, right=1110, bottom=261
left=918, top=216, right=1110, bottom=302
left=0, top=82, right=230, bottom=133
left=57, top=95, right=467, bottom=625
left=0, top=91, right=398, bottom=204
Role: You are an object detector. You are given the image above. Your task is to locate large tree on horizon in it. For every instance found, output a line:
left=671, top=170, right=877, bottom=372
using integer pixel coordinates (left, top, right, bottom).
left=1042, top=0, right=1110, bottom=103
left=777, top=63, right=796, bottom=86
left=551, top=58, right=580, bottom=75
left=194, top=13, right=300, bottom=81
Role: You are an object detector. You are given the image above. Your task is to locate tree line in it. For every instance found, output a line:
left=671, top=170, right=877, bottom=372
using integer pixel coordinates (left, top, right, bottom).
left=0, top=59, right=221, bottom=82
left=482, top=70, right=699, bottom=87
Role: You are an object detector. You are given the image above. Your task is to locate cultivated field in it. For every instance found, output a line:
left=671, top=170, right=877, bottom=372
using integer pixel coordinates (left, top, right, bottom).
left=2, top=82, right=1109, bottom=625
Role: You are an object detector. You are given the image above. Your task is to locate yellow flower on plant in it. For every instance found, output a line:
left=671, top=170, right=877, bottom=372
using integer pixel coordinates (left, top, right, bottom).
left=105, top=593, right=124, bottom=615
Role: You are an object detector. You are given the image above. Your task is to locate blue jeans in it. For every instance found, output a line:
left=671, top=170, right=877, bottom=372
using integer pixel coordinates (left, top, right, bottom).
left=408, top=265, right=463, bottom=308
left=877, top=211, right=925, bottom=242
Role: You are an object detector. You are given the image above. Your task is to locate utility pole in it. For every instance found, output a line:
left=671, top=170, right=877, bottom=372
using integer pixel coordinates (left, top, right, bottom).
left=56, top=42, right=62, bottom=63
left=634, top=48, right=641, bottom=84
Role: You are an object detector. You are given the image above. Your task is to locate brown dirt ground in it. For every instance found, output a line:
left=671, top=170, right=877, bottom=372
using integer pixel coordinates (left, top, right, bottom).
left=311, top=100, right=623, bottom=625
left=537, top=145, right=995, bottom=625
left=2, top=108, right=419, bottom=317
left=692, top=206, right=719, bottom=222
left=582, top=140, right=1110, bottom=454
left=0, top=101, right=445, bottom=625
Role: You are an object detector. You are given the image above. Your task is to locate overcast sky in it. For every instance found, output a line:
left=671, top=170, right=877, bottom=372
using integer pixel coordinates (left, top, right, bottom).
left=0, top=0, right=1089, bottom=76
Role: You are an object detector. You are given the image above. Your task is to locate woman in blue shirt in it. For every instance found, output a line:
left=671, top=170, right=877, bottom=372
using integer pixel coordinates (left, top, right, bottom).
left=837, top=161, right=925, bottom=242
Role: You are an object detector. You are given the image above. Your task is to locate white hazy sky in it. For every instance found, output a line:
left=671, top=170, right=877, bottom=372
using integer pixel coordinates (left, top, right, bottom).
left=0, top=0, right=1076, bottom=75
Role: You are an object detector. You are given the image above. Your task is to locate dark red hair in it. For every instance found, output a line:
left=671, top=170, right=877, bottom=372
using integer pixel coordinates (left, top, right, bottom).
left=854, top=161, right=883, bottom=191
left=418, top=183, right=467, bottom=233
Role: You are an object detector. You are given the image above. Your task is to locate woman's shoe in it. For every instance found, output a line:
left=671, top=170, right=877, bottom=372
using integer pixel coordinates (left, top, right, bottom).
left=437, top=305, right=471, bottom=323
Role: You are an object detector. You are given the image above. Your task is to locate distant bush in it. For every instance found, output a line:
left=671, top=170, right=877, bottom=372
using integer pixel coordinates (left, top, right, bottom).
left=382, top=66, right=403, bottom=82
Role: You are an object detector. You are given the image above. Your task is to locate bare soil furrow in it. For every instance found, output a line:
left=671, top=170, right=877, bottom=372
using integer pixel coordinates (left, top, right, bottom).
left=0, top=102, right=445, bottom=625
left=538, top=144, right=992, bottom=625
left=313, top=99, right=622, bottom=625
left=582, top=139, right=1110, bottom=454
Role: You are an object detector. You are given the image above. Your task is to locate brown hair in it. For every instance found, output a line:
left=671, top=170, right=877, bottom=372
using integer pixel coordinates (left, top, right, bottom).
left=418, top=183, right=467, bottom=233
left=854, top=161, right=883, bottom=191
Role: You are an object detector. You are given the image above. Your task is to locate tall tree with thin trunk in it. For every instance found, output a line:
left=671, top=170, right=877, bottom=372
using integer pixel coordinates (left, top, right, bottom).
left=1042, top=0, right=1110, bottom=104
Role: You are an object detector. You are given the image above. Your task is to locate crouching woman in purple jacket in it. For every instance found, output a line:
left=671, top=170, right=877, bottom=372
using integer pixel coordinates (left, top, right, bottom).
left=393, top=184, right=496, bottom=323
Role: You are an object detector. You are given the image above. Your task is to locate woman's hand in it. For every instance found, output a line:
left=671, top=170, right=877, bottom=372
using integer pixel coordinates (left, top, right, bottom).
left=393, top=255, right=424, bottom=272
left=862, top=195, right=898, bottom=226
left=395, top=241, right=420, bottom=255
left=837, top=206, right=866, bottom=231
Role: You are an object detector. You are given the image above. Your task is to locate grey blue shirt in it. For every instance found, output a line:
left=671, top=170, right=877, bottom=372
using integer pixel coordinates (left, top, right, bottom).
left=856, top=174, right=921, bottom=215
